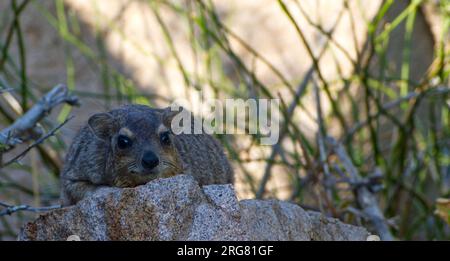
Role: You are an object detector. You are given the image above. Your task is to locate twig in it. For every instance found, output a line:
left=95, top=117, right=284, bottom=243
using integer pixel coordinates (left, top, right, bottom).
left=313, top=78, right=330, bottom=178
left=0, top=201, right=60, bottom=216
left=312, top=77, right=336, bottom=215
left=326, top=137, right=394, bottom=240
left=0, top=84, right=79, bottom=146
left=2, top=115, right=74, bottom=167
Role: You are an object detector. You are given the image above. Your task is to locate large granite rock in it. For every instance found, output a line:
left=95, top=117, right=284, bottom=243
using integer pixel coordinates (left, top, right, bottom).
left=19, top=175, right=369, bottom=241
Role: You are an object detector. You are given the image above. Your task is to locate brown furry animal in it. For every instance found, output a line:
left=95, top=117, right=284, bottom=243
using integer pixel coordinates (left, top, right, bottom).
left=60, top=104, right=233, bottom=206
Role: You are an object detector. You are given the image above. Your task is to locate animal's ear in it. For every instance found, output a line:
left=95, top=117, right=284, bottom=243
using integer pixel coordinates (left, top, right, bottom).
left=161, top=106, right=183, bottom=128
left=88, top=113, right=118, bottom=140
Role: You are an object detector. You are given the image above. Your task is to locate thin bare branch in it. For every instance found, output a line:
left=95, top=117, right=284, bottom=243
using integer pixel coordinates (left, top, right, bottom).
left=0, top=84, right=79, bottom=146
left=2, top=115, right=74, bottom=167
left=0, top=201, right=60, bottom=216
left=326, top=137, right=394, bottom=241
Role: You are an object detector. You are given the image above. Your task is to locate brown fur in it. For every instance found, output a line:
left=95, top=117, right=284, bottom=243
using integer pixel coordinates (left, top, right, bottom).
left=60, top=104, right=234, bottom=206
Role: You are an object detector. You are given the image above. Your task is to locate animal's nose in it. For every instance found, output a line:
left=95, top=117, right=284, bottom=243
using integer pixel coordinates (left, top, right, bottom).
left=141, top=151, right=159, bottom=170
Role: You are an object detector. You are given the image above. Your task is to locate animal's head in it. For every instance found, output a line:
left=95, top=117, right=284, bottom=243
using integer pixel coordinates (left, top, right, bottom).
left=87, top=105, right=183, bottom=187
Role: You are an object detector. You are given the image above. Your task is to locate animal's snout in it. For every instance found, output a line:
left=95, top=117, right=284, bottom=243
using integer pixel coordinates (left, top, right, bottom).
left=141, top=150, right=159, bottom=170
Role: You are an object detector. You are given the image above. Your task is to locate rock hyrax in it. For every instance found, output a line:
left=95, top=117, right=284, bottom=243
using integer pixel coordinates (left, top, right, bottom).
left=61, top=104, right=234, bottom=206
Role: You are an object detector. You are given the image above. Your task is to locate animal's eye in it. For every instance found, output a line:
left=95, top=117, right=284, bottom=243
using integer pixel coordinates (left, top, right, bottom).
left=117, top=135, right=132, bottom=149
left=160, top=131, right=171, bottom=146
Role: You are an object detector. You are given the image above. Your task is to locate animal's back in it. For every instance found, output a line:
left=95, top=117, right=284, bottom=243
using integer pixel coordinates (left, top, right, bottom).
left=175, top=132, right=233, bottom=185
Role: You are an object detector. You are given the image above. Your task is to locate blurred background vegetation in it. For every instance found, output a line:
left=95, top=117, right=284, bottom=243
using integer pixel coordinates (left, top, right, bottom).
left=0, top=0, right=449, bottom=240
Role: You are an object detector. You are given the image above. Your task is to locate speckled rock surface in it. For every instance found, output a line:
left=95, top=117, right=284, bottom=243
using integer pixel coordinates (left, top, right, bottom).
left=18, top=175, right=369, bottom=241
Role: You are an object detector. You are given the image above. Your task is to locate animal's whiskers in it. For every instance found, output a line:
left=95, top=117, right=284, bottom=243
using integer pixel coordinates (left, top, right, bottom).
left=162, top=160, right=181, bottom=172
left=126, top=161, right=139, bottom=173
